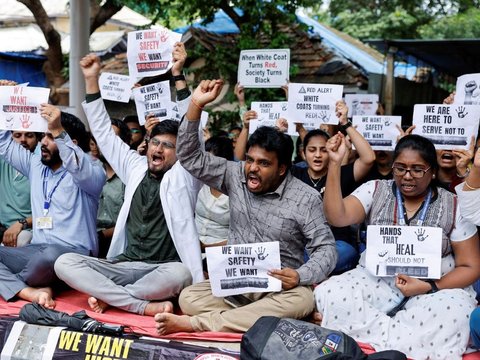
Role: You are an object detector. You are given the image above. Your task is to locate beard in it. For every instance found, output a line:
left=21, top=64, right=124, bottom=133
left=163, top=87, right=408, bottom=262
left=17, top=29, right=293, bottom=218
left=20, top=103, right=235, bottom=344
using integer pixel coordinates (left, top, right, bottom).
left=41, top=146, right=62, bottom=168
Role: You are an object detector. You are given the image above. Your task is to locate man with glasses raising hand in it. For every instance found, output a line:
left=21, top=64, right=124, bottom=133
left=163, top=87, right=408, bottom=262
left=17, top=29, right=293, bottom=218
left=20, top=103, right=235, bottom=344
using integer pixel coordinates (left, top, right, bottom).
left=54, top=50, right=204, bottom=317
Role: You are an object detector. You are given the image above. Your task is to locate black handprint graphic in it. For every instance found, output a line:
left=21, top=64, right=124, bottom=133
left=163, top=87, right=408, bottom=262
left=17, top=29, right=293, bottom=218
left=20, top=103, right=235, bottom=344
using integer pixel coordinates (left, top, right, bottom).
left=255, top=246, right=269, bottom=260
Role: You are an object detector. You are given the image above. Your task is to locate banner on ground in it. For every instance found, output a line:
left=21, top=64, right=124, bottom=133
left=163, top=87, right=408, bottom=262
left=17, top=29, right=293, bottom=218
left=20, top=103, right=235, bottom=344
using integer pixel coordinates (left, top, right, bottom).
left=0, top=86, right=50, bottom=132
left=237, top=49, right=290, bottom=88
left=206, top=241, right=281, bottom=297
left=365, top=225, right=442, bottom=279
left=412, top=104, right=480, bottom=150
left=344, top=94, right=379, bottom=116
left=132, top=81, right=171, bottom=125
left=99, top=72, right=135, bottom=103
left=352, top=115, right=401, bottom=150
left=127, top=27, right=182, bottom=79
left=454, top=73, right=480, bottom=106
left=287, top=83, right=343, bottom=125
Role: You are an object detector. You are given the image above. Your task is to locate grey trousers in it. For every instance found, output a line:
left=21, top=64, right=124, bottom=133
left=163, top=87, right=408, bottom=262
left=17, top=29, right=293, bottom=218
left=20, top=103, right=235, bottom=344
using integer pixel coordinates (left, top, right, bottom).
left=0, top=243, right=86, bottom=301
left=54, top=253, right=192, bottom=315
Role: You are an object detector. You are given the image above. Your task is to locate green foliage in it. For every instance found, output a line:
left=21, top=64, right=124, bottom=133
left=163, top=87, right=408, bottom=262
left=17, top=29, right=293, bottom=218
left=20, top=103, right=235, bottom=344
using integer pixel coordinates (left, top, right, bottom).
left=419, top=7, right=480, bottom=39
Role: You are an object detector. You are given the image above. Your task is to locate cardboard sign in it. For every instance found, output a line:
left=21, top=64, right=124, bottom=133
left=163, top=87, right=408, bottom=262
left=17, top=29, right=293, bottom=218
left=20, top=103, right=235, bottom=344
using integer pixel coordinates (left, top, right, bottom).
left=365, top=225, right=442, bottom=279
left=0, top=86, right=50, bottom=132
left=352, top=115, right=401, bottom=150
left=412, top=104, right=480, bottom=150
left=237, top=49, right=290, bottom=88
left=132, top=81, right=172, bottom=125
left=127, top=28, right=182, bottom=79
left=206, top=241, right=282, bottom=297
left=287, top=83, right=343, bottom=125
left=454, top=73, right=480, bottom=106
left=344, top=94, right=379, bottom=116
left=99, top=72, right=134, bottom=103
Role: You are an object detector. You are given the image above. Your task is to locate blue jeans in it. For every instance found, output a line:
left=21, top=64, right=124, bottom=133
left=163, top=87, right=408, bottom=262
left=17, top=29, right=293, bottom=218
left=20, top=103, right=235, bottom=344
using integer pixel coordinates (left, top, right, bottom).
left=471, top=307, right=480, bottom=348
left=304, top=240, right=359, bottom=275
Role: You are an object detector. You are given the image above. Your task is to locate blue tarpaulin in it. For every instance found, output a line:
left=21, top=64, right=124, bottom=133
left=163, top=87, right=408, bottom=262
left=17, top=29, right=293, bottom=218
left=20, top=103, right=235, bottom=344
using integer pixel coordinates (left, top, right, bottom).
left=0, top=52, right=47, bottom=87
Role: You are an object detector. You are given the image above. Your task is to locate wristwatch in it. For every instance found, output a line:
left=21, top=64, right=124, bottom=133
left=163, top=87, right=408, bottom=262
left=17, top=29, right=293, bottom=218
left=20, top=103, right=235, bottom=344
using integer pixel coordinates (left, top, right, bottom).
left=340, top=121, right=352, bottom=134
left=425, top=279, right=439, bottom=294
left=172, top=74, right=186, bottom=82
left=18, top=218, right=28, bottom=230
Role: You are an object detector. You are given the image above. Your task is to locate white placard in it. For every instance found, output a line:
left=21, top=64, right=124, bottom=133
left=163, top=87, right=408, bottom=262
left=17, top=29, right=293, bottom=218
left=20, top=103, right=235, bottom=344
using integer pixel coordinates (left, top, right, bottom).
left=169, top=101, right=182, bottom=122
left=200, top=111, right=209, bottom=129
left=132, top=81, right=172, bottom=125
left=454, top=73, right=480, bottom=105
left=127, top=27, right=182, bottom=79
left=344, top=94, right=379, bottom=116
left=248, top=101, right=296, bottom=135
left=206, top=241, right=282, bottom=297
left=287, top=83, right=344, bottom=125
left=0, top=86, right=50, bottom=132
left=237, top=49, right=290, bottom=88
left=99, top=72, right=134, bottom=103
left=352, top=115, right=401, bottom=150
left=412, top=104, right=480, bottom=150
left=365, top=225, right=442, bottom=279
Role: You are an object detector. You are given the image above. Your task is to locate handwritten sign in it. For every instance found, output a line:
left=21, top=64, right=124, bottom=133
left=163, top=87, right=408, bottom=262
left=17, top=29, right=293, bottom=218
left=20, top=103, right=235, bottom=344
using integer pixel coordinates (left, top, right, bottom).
left=412, top=104, right=480, bottom=150
left=237, top=49, right=290, bottom=88
left=0, top=86, right=50, bottom=132
left=206, top=241, right=281, bottom=297
left=287, top=83, right=343, bottom=125
left=127, top=27, right=181, bottom=79
left=248, top=101, right=295, bottom=135
left=454, top=73, right=480, bottom=105
left=365, top=225, right=442, bottom=279
left=132, top=81, right=171, bottom=125
left=99, top=72, right=134, bottom=103
left=344, top=94, right=379, bottom=116
left=352, top=115, right=401, bottom=150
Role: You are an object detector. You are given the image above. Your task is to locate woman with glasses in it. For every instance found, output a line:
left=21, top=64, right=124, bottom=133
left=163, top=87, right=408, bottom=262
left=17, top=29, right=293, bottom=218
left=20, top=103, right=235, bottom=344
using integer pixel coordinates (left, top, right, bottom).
left=313, top=134, right=480, bottom=359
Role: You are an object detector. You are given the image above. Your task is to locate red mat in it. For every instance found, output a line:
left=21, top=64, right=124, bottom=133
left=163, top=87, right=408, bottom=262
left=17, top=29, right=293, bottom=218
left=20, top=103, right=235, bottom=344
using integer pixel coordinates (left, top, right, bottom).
left=0, top=289, right=242, bottom=342
left=1, top=290, right=479, bottom=359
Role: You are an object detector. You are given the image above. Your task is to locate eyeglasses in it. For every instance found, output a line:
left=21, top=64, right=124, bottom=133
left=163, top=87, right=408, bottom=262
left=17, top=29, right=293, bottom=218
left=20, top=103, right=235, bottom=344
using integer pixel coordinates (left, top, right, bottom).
left=149, top=138, right=175, bottom=150
left=392, top=165, right=431, bottom=178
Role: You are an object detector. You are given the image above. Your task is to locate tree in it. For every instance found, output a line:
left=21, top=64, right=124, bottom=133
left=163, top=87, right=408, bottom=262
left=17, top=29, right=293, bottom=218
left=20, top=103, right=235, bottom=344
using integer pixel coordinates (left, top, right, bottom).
left=17, top=0, right=126, bottom=102
left=419, top=7, right=480, bottom=39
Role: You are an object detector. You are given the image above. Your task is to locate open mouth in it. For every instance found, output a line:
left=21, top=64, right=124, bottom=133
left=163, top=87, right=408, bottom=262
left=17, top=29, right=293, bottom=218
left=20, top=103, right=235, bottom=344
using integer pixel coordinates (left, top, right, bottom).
left=401, top=183, right=416, bottom=192
left=247, top=174, right=261, bottom=190
left=151, top=154, right=164, bottom=166
left=441, top=152, right=454, bottom=161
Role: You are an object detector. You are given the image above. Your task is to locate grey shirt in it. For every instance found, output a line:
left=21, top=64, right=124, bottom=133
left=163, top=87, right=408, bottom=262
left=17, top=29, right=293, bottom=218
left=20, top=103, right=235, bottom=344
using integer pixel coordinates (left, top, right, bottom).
left=177, top=119, right=337, bottom=285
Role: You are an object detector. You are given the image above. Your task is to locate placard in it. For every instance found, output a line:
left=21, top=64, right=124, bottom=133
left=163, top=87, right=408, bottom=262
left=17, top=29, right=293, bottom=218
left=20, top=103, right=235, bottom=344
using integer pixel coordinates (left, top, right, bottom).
left=237, top=49, right=290, bottom=88
left=344, top=94, right=379, bottom=116
left=99, top=72, right=134, bottom=103
left=0, top=86, right=50, bottom=132
left=132, top=81, right=171, bottom=125
left=412, top=104, right=480, bottom=149
left=206, top=241, right=282, bottom=297
left=127, top=27, right=182, bottom=79
left=454, top=73, right=480, bottom=105
left=352, top=115, right=401, bottom=150
left=365, top=225, right=442, bottom=279
left=249, top=101, right=296, bottom=135
left=287, top=83, right=343, bottom=125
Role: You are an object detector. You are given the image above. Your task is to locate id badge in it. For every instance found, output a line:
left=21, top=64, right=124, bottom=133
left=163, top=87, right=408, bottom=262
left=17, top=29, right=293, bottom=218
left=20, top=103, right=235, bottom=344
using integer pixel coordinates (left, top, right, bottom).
left=36, top=216, right=53, bottom=229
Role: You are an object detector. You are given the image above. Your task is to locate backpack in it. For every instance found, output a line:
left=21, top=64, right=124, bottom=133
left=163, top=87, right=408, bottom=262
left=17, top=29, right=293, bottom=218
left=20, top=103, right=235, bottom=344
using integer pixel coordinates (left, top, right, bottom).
left=240, top=316, right=406, bottom=360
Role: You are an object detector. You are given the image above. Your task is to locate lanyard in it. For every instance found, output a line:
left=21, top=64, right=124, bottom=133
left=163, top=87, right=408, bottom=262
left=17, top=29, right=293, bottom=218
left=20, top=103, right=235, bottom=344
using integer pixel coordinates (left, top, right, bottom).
left=395, top=186, right=432, bottom=226
left=42, top=167, right=67, bottom=215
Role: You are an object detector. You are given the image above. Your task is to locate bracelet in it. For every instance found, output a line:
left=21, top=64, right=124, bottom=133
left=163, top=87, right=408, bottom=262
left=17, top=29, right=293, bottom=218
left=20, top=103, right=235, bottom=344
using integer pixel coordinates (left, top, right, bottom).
left=172, top=74, right=186, bottom=82
left=456, top=167, right=470, bottom=179
left=339, top=121, right=352, bottom=134
left=191, top=98, right=204, bottom=110
left=464, top=179, right=480, bottom=190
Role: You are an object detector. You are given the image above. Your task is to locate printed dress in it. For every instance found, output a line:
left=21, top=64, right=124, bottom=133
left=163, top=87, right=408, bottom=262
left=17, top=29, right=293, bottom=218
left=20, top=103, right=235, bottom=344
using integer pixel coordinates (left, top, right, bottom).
left=315, top=180, right=477, bottom=360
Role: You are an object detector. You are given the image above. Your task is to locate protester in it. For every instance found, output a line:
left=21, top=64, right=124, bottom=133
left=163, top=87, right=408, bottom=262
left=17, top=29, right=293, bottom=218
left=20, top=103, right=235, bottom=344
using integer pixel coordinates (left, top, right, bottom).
left=154, top=79, right=336, bottom=335
left=55, top=45, right=204, bottom=317
left=0, top=103, right=105, bottom=309
left=0, top=131, right=40, bottom=247
left=314, top=133, right=480, bottom=359
left=290, top=101, right=375, bottom=273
